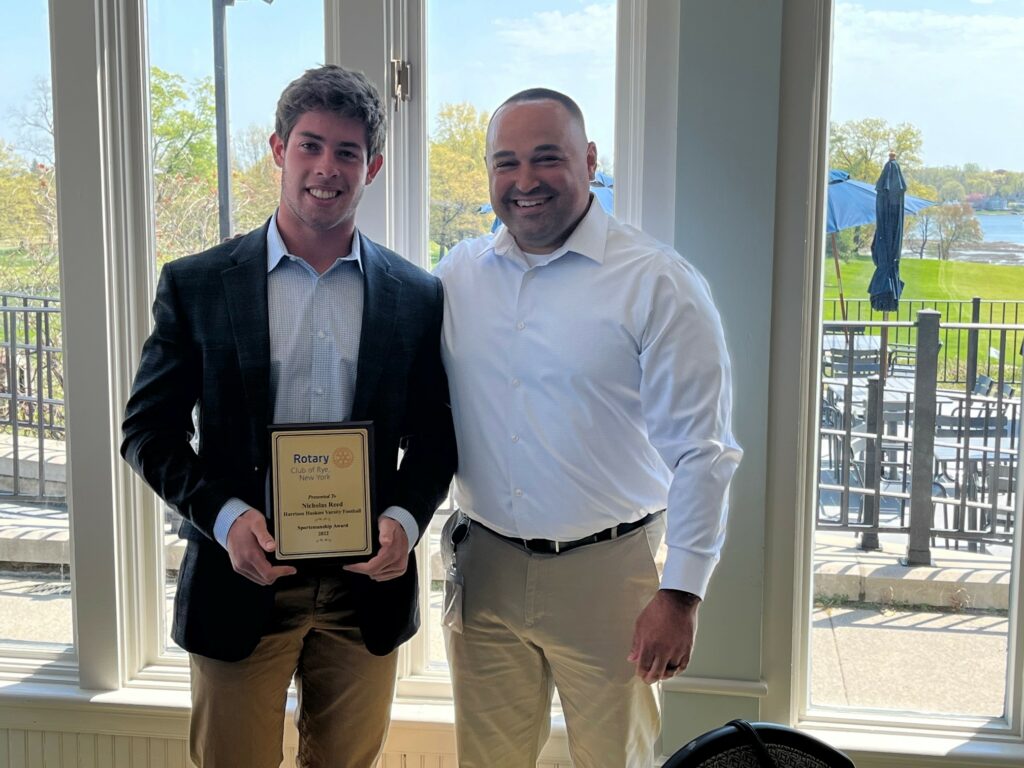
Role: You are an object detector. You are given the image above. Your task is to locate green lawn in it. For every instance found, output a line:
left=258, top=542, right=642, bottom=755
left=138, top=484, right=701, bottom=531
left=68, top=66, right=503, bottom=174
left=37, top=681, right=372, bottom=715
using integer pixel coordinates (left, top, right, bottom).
left=822, top=255, right=1024, bottom=383
left=824, top=255, right=1024, bottom=304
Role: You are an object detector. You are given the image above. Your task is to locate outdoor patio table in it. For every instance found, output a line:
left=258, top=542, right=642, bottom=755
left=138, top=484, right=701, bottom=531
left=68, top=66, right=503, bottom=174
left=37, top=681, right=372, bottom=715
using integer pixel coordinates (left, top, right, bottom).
left=821, top=334, right=883, bottom=352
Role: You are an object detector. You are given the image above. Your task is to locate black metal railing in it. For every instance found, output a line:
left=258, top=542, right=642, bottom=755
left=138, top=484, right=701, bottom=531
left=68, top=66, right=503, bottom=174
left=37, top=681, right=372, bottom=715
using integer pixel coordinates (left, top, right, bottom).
left=823, top=297, right=1024, bottom=387
left=818, top=311, right=1022, bottom=564
left=0, top=291, right=65, bottom=502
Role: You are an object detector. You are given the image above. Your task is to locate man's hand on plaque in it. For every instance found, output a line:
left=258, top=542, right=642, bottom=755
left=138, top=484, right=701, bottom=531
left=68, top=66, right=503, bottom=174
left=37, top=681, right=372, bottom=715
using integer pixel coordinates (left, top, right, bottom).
left=226, top=508, right=298, bottom=586
left=343, top=517, right=410, bottom=582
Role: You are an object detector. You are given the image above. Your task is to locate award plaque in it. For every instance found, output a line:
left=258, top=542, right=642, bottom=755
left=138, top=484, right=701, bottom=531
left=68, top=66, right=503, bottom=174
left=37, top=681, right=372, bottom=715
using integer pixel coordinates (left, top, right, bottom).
left=269, top=422, right=374, bottom=560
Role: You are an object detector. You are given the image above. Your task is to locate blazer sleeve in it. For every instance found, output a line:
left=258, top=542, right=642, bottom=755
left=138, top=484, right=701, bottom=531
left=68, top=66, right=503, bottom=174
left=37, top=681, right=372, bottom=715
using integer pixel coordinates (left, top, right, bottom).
left=389, top=279, right=457, bottom=542
left=120, top=264, right=236, bottom=540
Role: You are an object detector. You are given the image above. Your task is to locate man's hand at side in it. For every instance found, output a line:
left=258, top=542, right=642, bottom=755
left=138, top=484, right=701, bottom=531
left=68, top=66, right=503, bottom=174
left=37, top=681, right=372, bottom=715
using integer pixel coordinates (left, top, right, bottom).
left=344, top=517, right=410, bottom=582
left=226, top=509, right=297, bottom=586
left=627, top=589, right=701, bottom=684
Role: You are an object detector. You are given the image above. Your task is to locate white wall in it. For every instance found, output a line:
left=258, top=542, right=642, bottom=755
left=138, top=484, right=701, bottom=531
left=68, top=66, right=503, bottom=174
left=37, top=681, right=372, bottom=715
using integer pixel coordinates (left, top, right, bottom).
left=660, top=0, right=783, bottom=753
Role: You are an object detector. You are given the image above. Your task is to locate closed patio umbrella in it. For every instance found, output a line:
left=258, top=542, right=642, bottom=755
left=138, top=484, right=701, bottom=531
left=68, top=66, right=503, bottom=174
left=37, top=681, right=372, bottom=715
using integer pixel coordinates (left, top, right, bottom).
left=869, top=153, right=907, bottom=312
left=826, top=168, right=935, bottom=320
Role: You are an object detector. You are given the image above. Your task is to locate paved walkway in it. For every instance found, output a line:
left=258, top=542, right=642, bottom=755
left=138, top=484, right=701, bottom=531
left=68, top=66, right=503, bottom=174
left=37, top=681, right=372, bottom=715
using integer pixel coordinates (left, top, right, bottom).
left=811, top=530, right=1010, bottom=716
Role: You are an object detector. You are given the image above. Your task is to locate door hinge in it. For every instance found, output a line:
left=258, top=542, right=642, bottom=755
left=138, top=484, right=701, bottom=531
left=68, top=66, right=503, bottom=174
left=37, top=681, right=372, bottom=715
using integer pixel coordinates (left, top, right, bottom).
left=390, top=59, right=412, bottom=112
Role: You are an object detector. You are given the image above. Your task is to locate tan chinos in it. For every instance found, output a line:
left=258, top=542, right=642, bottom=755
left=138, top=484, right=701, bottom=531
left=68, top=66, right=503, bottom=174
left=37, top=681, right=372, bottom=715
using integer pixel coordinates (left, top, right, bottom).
left=189, top=572, right=398, bottom=768
left=445, top=517, right=664, bottom=767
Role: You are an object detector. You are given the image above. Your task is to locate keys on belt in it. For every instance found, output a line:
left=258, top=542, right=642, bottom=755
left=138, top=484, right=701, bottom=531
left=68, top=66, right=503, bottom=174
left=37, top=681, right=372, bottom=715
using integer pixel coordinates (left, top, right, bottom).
left=484, top=510, right=662, bottom=555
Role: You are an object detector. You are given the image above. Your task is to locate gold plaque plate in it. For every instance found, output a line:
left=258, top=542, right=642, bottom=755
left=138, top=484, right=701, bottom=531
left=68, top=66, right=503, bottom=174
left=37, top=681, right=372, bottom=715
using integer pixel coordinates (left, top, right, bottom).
left=269, top=423, right=374, bottom=560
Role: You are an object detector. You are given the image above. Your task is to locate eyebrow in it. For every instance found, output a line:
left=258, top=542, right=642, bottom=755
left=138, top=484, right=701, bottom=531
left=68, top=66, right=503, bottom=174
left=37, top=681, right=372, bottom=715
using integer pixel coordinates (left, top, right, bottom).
left=490, top=144, right=565, bottom=159
left=295, top=130, right=363, bottom=150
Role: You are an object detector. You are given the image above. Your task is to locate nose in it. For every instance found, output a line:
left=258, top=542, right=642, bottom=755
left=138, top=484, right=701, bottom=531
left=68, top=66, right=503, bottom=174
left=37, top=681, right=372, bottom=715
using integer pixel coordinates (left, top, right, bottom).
left=512, top=166, right=540, bottom=195
left=314, top=154, right=340, bottom=178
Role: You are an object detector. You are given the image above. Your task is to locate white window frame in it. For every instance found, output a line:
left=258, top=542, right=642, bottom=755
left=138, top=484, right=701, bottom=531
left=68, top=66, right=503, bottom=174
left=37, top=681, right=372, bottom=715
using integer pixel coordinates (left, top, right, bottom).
left=762, top=2, right=1024, bottom=764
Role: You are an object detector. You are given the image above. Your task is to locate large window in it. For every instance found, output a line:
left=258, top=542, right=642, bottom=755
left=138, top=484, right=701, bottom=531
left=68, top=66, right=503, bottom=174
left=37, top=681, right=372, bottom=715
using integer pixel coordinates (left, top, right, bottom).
left=810, top=0, right=1024, bottom=730
left=0, top=0, right=72, bottom=655
left=145, top=0, right=325, bottom=658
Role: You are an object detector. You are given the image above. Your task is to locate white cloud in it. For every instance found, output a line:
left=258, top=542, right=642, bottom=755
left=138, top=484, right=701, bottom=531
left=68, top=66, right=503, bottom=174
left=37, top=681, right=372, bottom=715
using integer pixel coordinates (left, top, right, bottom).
left=493, top=4, right=616, bottom=58
left=479, top=3, right=618, bottom=156
left=832, top=3, right=1024, bottom=169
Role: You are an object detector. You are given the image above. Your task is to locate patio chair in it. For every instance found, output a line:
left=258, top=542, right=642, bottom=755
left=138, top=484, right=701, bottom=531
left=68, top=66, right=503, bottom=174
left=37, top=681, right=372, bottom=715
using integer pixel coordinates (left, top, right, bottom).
left=972, top=373, right=994, bottom=397
left=886, top=343, right=917, bottom=378
left=826, top=347, right=883, bottom=378
left=820, top=400, right=865, bottom=486
left=663, top=719, right=856, bottom=768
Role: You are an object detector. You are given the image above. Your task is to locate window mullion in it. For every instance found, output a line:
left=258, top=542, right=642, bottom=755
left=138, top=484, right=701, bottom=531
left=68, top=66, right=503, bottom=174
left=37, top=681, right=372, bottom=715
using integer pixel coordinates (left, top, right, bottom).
left=49, top=0, right=120, bottom=690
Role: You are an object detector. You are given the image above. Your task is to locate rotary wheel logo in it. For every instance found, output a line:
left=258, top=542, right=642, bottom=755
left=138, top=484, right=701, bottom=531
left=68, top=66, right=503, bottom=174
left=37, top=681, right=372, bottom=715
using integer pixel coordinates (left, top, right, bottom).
left=332, top=447, right=355, bottom=469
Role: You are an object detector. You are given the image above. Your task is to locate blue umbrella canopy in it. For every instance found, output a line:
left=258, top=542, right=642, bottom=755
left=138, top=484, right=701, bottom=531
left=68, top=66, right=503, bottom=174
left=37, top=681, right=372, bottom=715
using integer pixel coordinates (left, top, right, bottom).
left=827, top=169, right=934, bottom=234
left=868, top=156, right=908, bottom=312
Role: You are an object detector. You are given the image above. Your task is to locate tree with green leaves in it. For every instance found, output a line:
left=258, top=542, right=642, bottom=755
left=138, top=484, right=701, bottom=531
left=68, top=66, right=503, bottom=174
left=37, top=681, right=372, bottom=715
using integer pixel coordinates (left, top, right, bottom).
left=933, top=202, right=982, bottom=260
left=429, top=103, right=490, bottom=260
left=232, top=125, right=281, bottom=234
left=148, top=68, right=220, bottom=264
left=905, top=181, right=938, bottom=258
left=829, top=117, right=923, bottom=182
left=0, top=141, right=43, bottom=247
left=939, top=180, right=966, bottom=203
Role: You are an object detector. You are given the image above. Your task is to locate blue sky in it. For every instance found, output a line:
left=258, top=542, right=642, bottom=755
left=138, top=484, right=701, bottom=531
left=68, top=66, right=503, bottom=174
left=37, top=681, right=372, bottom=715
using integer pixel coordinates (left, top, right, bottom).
left=2, top=0, right=1023, bottom=172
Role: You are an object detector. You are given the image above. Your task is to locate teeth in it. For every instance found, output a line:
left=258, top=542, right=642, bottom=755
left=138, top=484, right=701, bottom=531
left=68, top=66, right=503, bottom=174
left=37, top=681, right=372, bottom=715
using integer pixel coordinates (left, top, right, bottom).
left=516, top=199, right=544, bottom=207
left=309, top=188, right=339, bottom=200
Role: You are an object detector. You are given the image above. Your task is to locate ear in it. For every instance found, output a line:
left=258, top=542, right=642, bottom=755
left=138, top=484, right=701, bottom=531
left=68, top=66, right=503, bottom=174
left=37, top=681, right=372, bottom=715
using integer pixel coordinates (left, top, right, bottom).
left=365, top=153, right=384, bottom=185
left=586, top=141, right=598, bottom=178
left=270, top=133, right=285, bottom=169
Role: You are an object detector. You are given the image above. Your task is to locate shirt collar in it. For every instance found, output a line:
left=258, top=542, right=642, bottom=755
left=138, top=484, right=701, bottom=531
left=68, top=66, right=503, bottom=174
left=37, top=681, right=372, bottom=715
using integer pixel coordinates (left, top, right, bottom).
left=490, top=194, right=609, bottom=268
left=266, top=212, right=364, bottom=274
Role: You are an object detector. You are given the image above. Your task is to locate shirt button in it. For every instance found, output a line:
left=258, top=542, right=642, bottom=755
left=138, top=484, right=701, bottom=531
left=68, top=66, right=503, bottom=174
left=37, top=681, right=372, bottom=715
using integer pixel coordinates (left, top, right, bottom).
left=511, top=434, right=519, bottom=443
left=511, top=378, right=520, bottom=388
left=516, top=321, right=526, bottom=330
left=315, top=387, right=324, bottom=396
left=317, top=330, right=326, bottom=339
left=514, top=488, right=523, bottom=497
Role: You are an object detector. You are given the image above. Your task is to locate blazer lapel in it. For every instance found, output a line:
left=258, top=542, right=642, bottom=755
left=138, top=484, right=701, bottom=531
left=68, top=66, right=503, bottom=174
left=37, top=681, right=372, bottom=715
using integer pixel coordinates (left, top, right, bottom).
left=221, top=224, right=272, bottom=433
left=352, top=234, right=401, bottom=419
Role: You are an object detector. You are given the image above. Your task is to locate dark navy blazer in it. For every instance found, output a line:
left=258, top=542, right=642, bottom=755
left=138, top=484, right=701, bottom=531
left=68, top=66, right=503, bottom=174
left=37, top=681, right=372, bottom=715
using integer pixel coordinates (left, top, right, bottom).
left=121, top=221, right=456, bottom=661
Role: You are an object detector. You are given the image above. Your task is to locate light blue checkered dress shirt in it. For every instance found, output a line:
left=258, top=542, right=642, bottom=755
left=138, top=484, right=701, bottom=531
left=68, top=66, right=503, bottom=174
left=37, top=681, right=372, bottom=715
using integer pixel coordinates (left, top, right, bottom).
left=212, top=216, right=417, bottom=549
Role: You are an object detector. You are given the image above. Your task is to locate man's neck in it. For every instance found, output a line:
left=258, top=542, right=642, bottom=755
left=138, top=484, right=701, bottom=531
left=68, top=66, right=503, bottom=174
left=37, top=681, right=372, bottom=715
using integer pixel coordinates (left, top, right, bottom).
left=276, top=216, right=356, bottom=275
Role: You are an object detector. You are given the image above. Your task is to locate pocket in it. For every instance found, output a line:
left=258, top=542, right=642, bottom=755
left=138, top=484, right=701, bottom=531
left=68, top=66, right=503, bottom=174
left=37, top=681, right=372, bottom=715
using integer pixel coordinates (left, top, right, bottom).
left=439, top=511, right=470, bottom=571
left=442, top=565, right=465, bottom=634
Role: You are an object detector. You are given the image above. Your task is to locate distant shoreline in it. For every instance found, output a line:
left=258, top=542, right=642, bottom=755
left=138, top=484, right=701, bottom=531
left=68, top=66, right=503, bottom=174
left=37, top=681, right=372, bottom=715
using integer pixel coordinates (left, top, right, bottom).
left=901, top=238, right=1024, bottom=266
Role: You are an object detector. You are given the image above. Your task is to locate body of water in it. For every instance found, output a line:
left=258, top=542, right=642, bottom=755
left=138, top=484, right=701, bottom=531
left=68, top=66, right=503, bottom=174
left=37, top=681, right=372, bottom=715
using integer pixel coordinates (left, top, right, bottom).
left=977, top=213, right=1024, bottom=245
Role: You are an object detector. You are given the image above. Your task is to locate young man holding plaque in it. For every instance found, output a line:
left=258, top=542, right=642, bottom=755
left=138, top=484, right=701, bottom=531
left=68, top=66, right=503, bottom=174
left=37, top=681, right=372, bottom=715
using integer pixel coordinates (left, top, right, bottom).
left=121, top=66, right=456, bottom=768
left=434, top=90, right=742, bottom=767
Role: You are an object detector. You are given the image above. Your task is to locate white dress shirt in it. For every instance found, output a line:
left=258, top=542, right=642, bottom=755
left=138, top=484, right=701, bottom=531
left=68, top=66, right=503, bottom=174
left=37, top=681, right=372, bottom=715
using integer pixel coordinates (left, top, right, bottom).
left=213, top=215, right=417, bottom=549
left=435, top=201, right=742, bottom=597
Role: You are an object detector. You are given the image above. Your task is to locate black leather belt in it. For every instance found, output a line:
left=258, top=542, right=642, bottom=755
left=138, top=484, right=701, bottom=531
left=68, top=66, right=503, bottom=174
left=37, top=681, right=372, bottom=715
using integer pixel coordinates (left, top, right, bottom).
left=485, top=510, right=662, bottom=555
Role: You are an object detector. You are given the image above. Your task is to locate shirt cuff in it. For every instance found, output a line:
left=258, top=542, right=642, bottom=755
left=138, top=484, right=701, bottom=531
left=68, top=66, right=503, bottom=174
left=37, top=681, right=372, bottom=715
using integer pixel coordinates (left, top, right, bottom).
left=660, top=546, right=718, bottom=599
left=213, top=498, right=253, bottom=549
left=381, top=506, right=419, bottom=553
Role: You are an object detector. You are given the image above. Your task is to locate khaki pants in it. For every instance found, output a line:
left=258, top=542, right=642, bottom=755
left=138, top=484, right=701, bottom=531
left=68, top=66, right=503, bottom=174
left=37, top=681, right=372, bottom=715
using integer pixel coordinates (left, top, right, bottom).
left=189, top=572, right=398, bottom=768
left=445, top=519, right=664, bottom=768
